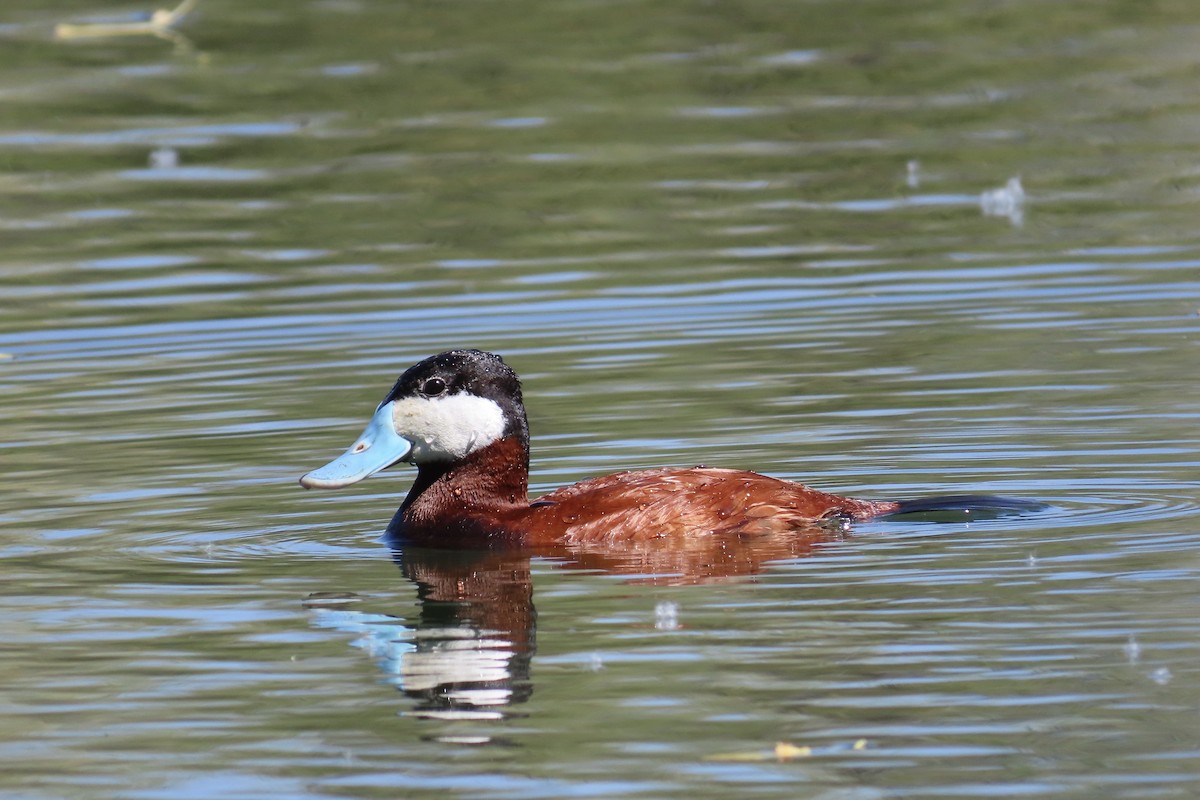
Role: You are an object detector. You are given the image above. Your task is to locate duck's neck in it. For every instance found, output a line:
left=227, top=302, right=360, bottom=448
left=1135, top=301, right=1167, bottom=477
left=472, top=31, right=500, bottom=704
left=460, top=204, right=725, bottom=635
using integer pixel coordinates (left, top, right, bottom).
left=399, top=435, right=530, bottom=527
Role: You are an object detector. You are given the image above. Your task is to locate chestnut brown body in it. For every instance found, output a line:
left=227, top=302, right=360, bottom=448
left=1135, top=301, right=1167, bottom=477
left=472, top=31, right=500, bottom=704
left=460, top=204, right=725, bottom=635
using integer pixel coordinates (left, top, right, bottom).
left=390, top=436, right=900, bottom=547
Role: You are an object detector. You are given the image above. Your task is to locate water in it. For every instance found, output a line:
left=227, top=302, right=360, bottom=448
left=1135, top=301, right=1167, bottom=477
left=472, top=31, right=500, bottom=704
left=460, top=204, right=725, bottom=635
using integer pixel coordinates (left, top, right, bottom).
left=2, top=1, right=1199, bottom=797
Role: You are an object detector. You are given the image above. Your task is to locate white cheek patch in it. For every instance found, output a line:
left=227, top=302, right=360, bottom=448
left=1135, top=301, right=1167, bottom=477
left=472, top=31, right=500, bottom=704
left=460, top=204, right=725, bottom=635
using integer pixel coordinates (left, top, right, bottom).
left=390, top=393, right=507, bottom=464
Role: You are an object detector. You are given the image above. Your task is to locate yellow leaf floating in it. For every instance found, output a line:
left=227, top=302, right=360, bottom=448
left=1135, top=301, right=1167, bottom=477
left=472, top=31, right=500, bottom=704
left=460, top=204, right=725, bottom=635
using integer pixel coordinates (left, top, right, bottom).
left=774, top=742, right=812, bottom=760
left=706, top=739, right=869, bottom=762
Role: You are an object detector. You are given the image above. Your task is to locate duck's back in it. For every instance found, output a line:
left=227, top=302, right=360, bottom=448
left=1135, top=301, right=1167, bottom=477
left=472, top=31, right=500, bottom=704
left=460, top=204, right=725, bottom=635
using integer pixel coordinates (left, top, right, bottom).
left=528, top=467, right=898, bottom=544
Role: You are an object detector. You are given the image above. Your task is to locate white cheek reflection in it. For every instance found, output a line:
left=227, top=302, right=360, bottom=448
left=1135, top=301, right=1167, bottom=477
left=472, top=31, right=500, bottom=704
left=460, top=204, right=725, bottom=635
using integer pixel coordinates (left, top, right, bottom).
left=307, top=605, right=514, bottom=721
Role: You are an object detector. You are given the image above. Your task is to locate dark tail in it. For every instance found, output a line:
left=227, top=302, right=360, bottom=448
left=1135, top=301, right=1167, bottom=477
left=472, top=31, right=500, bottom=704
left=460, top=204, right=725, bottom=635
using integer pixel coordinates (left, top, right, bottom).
left=879, top=494, right=1048, bottom=522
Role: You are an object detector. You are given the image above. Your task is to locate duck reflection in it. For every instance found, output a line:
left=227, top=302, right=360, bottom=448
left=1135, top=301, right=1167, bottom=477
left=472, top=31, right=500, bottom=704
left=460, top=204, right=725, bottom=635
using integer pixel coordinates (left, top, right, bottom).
left=393, top=546, right=536, bottom=718
left=308, top=524, right=847, bottom=721
left=306, top=546, right=536, bottom=721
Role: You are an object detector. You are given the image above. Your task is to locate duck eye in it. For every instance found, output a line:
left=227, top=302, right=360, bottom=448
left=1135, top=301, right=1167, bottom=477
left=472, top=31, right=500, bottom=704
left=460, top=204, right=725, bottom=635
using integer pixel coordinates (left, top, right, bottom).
left=422, top=377, right=447, bottom=397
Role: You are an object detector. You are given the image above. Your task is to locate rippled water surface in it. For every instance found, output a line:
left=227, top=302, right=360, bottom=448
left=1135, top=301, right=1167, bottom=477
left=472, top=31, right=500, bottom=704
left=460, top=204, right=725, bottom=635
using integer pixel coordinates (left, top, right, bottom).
left=2, top=1, right=1200, bottom=798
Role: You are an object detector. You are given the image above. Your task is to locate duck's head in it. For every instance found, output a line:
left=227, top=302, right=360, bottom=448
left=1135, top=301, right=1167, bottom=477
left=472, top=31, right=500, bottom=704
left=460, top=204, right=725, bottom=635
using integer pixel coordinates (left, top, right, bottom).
left=300, top=349, right=529, bottom=490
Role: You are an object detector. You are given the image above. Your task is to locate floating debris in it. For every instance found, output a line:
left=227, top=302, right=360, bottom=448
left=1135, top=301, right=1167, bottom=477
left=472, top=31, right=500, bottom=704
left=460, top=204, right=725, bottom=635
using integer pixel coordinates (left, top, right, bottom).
left=55, top=0, right=199, bottom=50
left=774, top=742, right=812, bottom=759
left=980, top=176, right=1025, bottom=226
left=707, top=739, right=868, bottom=762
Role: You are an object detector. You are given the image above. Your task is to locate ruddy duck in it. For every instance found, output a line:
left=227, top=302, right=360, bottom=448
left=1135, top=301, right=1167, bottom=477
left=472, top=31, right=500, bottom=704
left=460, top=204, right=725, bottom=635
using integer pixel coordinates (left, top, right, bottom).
left=300, top=349, right=1032, bottom=546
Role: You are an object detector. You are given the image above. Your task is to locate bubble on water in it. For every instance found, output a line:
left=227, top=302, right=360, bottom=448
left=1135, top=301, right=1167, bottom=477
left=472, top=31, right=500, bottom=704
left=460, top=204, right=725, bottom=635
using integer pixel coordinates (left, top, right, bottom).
left=1123, top=635, right=1141, bottom=665
left=980, top=176, right=1025, bottom=226
left=655, top=601, right=679, bottom=631
left=906, top=159, right=920, bottom=189
left=149, top=147, right=179, bottom=169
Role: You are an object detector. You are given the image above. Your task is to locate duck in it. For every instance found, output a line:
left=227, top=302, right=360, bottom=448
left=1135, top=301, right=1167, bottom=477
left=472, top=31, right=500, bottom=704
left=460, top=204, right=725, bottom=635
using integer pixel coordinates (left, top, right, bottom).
left=300, top=349, right=1034, bottom=547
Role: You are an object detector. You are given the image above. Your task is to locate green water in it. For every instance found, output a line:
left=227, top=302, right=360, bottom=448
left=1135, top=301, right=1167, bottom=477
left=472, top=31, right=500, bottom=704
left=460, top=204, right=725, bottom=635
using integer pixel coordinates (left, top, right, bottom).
left=2, top=1, right=1199, bottom=797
